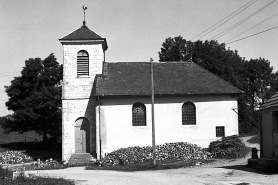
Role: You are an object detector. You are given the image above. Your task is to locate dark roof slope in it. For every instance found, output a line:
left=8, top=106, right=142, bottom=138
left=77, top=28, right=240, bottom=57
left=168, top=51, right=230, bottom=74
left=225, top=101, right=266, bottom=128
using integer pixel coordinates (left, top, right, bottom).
left=260, top=93, right=278, bottom=111
left=95, top=62, right=243, bottom=96
left=60, top=25, right=103, bottom=40
left=59, top=24, right=108, bottom=50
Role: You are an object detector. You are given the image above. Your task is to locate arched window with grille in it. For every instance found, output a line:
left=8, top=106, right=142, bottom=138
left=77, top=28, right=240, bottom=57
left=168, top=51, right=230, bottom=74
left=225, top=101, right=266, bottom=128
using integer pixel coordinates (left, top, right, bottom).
left=132, top=102, right=146, bottom=126
left=182, top=102, right=196, bottom=125
left=77, top=50, right=89, bottom=76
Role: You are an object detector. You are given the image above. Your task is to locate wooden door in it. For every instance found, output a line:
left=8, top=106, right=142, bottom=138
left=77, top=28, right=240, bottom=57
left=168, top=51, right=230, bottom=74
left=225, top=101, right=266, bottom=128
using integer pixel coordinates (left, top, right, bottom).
left=75, top=118, right=90, bottom=153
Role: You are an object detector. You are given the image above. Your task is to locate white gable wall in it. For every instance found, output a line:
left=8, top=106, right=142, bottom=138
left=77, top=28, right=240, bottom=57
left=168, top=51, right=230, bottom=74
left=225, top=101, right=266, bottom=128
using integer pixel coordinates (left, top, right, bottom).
left=98, top=95, right=238, bottom=156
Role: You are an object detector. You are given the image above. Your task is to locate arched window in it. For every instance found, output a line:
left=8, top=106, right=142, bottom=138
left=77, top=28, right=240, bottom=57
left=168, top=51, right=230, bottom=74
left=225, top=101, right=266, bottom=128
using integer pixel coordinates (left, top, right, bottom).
left=132, top=102, right=146, bottom=126
left=77, top=50, right=89, bottom=76
left=182, top=102, right=196, bottom=125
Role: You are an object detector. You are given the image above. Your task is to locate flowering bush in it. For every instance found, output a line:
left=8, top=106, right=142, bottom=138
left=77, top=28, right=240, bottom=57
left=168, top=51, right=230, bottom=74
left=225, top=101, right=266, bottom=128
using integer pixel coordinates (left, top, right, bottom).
left=0, top=151, right=32, bottom=164
left=99, top=142, right=212, bottom=166
left=32, top=158, right=59, bottom=169
left=12, top=158, right=61, bottom=172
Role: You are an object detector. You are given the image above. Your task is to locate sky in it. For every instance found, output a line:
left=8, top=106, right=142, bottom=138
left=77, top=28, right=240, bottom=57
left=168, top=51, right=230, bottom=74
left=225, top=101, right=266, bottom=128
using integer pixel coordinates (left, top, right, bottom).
left=1, top=0, right=278, bottom=116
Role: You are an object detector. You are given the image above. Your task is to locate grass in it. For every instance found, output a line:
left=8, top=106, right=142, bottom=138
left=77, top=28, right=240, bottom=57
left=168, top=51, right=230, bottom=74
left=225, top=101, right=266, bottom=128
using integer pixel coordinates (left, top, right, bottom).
left=86, top=159, right=215, bottom=171
left=0, top=126, right=42, bottom=144
left=0, top=125, right=71, bottom=184
left=0, top=168, right=74, bottom=185
left=0, top=125, right=62, bottom=162
left=11, top=162, right=69, bottom=172
left=0, top=141, right=62, bottom=162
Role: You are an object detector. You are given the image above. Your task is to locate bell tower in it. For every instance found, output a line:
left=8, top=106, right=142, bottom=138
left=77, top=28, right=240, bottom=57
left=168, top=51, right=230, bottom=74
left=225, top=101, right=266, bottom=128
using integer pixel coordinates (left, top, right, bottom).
left=59, top=17, right=107, bottom=161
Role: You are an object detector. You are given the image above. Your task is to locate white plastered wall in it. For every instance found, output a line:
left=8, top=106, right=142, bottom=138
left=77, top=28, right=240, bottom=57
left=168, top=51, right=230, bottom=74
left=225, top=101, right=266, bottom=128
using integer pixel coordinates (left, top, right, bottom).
left=98, top=95, right=239, bottom=156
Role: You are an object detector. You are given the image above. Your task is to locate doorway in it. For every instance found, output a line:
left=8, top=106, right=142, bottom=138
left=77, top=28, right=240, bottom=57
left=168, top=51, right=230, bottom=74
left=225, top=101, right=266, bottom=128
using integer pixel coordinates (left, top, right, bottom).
left=75, top=118, right=90, bottom=153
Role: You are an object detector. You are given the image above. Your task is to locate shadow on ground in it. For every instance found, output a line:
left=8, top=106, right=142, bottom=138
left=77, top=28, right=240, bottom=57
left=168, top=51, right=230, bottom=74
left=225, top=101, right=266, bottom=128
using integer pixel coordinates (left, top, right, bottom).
left=217, top=164, right=277, bottom=175
left=0, top=142, right=62, bottom=161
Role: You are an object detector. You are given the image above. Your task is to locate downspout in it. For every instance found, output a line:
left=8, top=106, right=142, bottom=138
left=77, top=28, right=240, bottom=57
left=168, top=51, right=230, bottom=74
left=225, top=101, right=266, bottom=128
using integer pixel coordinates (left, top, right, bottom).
left=96, top=96, right=102, bottom=159
left=272, top=111, right=275, bottom=158
left=98, top=96, right=102, bottom=159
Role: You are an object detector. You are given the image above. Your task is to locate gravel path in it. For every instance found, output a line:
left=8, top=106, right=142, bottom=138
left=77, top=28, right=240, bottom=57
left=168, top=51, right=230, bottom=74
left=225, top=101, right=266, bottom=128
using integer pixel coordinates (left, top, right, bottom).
left=26, top=136, right=277, bottom=185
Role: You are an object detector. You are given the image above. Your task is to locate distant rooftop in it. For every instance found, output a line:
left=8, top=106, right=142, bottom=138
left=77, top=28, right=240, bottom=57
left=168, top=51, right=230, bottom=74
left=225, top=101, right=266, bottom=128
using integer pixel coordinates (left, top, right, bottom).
left=260, top=93, right=278, bottom=111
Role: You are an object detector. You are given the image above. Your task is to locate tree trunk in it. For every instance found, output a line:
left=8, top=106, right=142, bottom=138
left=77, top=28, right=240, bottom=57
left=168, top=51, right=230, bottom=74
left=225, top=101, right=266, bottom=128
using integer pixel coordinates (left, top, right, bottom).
left=43, top=131, right=48, bottom=143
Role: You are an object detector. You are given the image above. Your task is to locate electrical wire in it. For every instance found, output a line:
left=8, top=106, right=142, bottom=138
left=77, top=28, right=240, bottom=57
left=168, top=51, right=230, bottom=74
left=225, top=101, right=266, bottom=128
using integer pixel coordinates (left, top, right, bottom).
left=212, top=0, right=276, bottom=40
left=194, top=0, right=257, bottom=40
left=191, top=0, right=256, bottom=40
left=226, top=11, right=278, bottom=42
left=226, top=25, right=278, bottom=44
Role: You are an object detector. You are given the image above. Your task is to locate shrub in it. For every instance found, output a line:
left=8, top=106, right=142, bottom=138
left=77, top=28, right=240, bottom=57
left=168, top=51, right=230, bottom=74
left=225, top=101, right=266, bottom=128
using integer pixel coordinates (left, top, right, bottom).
left=99, top=142, right=212, bottom=166
left=0, top=151, right=33, bottom=164
left=208, top=135, right=245, bottom=159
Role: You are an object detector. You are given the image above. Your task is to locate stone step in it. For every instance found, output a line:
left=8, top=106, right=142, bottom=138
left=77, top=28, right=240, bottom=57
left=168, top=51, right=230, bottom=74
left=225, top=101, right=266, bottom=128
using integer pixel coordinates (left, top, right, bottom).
left=68, top=153, right=96, bottom=166
left=70, top=153, right=92, bottom=156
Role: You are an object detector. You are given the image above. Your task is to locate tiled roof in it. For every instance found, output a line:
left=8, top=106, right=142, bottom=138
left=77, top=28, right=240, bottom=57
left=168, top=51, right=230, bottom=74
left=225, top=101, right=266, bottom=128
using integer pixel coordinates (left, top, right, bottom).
left=95, top=62, right=243, bottom=96
left=260, top=93, right=278, bottom=111
left=59, top=24, right=108, bottom=50
left=60, top=25, right=103, bottom=40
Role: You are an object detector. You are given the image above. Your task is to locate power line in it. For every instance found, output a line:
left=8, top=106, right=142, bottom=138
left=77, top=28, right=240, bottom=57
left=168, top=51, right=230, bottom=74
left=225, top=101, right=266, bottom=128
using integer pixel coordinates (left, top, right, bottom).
left=0, top=74, right=19, bottom=76
left=226, top=11, right=278, bottom=42
left=0, top=71, right=21, bottom=74
left=193, top=0, right=257, bottom=40
left=226, top=25, right=278, bottom=44
left=212, top=0, right=276, bottom=40
left=191, top=0, right=256, bottom=40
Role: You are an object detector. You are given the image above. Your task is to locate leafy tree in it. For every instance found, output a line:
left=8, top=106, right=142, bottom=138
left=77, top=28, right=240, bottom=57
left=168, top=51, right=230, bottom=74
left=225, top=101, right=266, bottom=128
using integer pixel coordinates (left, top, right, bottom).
left=159, top=36, right=246, bottom=89
left=4, top=53, right=63, bottom=142
left=244, top=58, right=275, bottom=110
left=159, top=36, right=277, bottom=134
left=159, top=36, right=190, bottom=61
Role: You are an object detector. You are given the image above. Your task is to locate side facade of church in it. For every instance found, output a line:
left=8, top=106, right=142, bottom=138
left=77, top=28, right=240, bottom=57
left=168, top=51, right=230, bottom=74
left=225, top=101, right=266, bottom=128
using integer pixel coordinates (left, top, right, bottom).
left=59, top=23, right=242, bottom=162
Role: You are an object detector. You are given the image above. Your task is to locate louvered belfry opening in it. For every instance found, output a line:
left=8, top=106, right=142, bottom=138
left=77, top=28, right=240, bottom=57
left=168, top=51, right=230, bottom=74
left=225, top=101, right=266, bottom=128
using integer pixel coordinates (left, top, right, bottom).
left=77, top=50, right=89, bottom=76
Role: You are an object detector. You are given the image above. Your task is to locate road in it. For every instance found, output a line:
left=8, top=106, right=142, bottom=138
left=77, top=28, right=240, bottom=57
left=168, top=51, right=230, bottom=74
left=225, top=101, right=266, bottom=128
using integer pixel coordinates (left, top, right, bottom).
left=26, top=136, right=278, bottom=185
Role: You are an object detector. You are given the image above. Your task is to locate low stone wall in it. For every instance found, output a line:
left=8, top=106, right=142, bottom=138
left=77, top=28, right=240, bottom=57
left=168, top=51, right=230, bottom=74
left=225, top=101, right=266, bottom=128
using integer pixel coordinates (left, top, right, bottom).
left=247, top=158, right=278, bottom=173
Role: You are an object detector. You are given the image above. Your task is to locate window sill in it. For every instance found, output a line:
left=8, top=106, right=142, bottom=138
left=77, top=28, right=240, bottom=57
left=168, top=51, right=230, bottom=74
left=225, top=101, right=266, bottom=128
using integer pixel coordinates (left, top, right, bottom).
left=77, top=76, right=90, bottom=78
left=181, top=124, right=198, bottom=128
left=132, top=126, right=148, bottom=129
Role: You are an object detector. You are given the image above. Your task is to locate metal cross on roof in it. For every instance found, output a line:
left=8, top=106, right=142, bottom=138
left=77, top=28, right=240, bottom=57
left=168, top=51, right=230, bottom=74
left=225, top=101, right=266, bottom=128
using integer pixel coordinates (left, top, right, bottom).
left=83, top=6, right=88, bottom=26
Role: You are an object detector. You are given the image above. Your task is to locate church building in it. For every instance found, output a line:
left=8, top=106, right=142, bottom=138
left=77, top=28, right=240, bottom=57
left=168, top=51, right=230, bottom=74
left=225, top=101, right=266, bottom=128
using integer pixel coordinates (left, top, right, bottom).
left=59, top=22, right=242, bottom=162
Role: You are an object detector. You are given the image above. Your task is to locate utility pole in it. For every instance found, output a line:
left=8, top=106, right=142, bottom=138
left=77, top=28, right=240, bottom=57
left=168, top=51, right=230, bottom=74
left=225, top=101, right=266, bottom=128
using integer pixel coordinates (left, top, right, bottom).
left=150, top=58, right=156, bottom=166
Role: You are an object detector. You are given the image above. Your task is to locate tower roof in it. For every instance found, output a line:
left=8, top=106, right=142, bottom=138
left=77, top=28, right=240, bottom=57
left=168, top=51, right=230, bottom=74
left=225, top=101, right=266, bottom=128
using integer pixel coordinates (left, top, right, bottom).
left=59, top=24, right=108, bottom=50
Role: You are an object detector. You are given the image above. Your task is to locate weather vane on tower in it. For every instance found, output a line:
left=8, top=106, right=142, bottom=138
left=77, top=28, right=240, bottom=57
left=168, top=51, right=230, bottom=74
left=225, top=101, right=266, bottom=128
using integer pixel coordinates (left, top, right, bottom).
left=83, top=6, right=88, bottom=26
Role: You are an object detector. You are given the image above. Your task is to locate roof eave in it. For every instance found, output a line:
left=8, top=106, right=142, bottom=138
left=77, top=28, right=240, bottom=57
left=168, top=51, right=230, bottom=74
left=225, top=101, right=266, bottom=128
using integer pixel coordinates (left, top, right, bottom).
left=259, top=105, right=278, bottom=112
left=59, top=39, right=108, bottom=51
left=93, top=92, right=243, bottom=97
